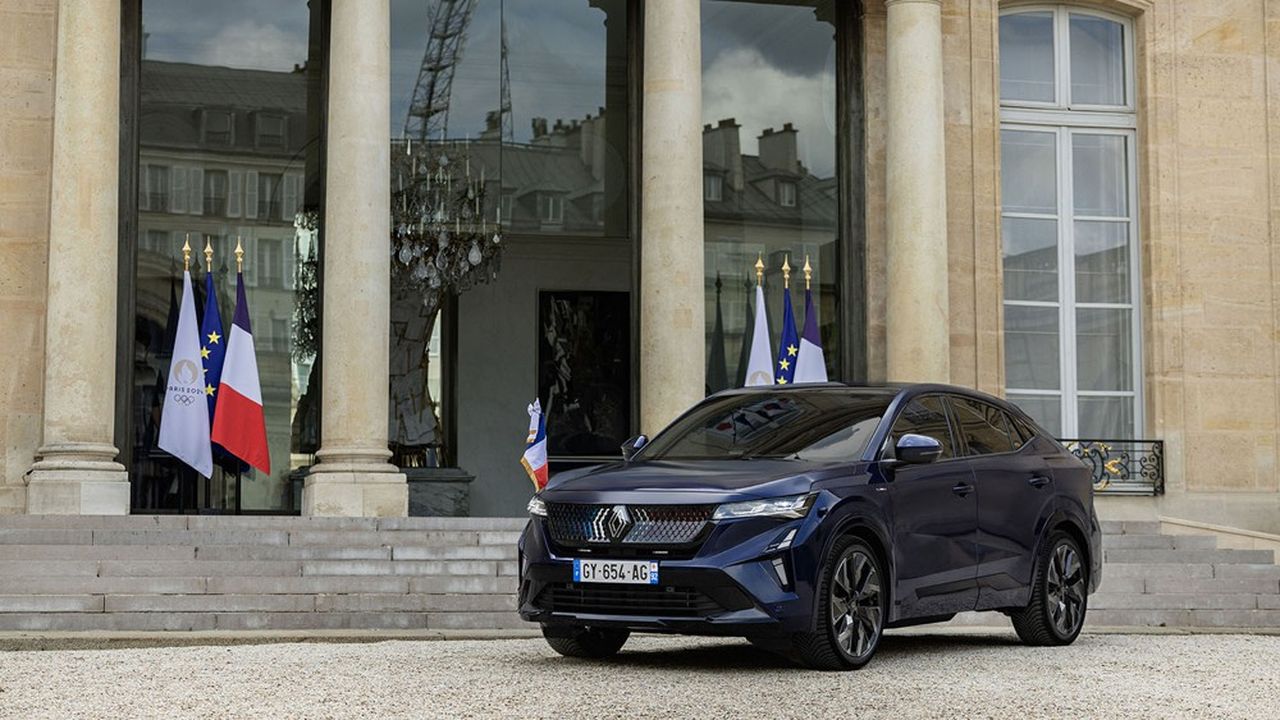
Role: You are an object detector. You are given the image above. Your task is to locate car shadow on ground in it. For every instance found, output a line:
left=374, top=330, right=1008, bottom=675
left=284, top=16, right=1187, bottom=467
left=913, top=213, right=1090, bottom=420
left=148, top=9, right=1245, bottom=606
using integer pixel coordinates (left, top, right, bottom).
left=546, top=632, right=1025, bottom=672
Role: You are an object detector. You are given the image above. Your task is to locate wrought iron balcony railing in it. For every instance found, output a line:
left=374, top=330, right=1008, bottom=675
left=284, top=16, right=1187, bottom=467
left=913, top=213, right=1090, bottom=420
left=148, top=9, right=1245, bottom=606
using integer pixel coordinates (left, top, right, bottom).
left=1059, top=439, right=1165, bottom=496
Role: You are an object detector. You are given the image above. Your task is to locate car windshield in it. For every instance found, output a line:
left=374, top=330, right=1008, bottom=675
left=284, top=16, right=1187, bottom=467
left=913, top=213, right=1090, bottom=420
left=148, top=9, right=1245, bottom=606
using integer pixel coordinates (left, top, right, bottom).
left=640, top=391, right=895, bottom=462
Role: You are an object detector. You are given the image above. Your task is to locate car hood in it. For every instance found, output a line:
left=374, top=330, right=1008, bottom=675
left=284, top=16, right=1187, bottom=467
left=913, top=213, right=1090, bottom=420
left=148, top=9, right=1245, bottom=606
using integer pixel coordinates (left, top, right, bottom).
left=540, top=459, right=857, bottom=505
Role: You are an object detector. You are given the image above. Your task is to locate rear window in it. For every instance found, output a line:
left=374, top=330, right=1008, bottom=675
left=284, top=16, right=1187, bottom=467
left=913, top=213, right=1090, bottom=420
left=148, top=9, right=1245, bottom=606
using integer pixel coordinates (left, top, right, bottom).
left=641, top=391, right=894, bottom=462
left=951, top=397, right=1017, bottom=455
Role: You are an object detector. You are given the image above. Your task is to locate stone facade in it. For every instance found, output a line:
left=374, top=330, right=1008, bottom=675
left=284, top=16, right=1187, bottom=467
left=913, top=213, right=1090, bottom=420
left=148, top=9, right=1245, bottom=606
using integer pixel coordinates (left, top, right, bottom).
left=873, top=0, right=1280, bottom=530
left=0, top=0, right=56, bottom=515
left=2, top=1, right=1280, bottom=530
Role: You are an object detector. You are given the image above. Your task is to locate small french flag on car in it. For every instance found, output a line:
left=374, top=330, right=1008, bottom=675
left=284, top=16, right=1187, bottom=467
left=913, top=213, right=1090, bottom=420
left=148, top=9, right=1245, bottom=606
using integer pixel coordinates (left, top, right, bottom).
left=521, top=399, right=549, bottom=490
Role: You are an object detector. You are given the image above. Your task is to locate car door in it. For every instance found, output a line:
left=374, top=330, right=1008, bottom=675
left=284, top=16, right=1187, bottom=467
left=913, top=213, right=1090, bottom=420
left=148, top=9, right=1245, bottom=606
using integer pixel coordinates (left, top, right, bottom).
left=885, top=395, right=979, bottom=619
left=949, top=396, right=1053, bottom=610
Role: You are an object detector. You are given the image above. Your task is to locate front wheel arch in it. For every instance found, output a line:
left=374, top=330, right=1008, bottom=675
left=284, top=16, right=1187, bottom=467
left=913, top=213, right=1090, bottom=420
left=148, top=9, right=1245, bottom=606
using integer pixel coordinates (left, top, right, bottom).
left=812, top=509, right=894, bottom=631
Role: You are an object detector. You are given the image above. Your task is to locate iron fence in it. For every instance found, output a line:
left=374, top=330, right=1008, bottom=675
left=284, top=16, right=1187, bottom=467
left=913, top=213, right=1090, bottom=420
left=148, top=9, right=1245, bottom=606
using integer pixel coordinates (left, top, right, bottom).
left=1059, top=439, right=1165, bottom=496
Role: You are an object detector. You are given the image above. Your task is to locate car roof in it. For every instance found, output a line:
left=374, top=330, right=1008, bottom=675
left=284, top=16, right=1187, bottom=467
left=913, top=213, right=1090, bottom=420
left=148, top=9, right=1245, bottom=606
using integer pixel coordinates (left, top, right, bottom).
left=711, top=382, right=1029, bottom=418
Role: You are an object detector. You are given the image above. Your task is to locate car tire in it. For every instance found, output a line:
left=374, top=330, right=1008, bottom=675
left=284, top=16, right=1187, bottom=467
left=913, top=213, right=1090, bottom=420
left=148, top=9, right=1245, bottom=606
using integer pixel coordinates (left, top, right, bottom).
left=1011, top=530, right=1088, bottom=646
left=541, top=624, right=630, bottom=659
left=791, top=535, right=886, bottom=671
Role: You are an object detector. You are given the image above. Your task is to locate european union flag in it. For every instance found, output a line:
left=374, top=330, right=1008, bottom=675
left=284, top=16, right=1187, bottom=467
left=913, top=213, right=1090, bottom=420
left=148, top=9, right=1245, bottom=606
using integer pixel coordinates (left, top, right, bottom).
left=775, top=284, right=799, bottom=385
left=200, top=269, right=225, bottom=422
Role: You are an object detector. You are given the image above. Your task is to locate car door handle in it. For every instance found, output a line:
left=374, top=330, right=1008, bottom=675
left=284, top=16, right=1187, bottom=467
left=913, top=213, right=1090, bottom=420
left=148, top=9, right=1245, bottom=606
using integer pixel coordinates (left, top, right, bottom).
left=1027, top=475, right=1051, bottom=489
left=951, top=482, right=974, bottom=497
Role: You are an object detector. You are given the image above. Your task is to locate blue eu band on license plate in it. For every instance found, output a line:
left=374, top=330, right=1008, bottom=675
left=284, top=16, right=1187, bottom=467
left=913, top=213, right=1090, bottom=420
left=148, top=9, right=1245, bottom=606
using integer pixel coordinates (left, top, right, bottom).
left=573, top=559, right=659, bottom=585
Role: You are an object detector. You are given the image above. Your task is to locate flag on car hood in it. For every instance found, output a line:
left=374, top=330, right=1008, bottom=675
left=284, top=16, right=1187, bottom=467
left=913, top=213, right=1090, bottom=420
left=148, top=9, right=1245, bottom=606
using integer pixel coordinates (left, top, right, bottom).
left=522, top=399, right=549, bottom=490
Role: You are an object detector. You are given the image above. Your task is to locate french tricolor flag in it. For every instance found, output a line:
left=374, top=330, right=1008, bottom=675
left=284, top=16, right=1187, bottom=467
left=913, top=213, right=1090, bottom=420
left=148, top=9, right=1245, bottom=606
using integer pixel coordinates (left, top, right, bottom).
left=210, top=272, right=270, bottom=475
left=521, top=399, right=548, bottom=490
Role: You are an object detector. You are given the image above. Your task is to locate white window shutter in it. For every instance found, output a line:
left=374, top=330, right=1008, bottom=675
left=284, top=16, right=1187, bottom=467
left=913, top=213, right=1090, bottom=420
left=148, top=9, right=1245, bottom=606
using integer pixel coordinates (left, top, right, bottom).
left=228, top=171, right=243, bottom=217
left=189, top=167, right=204, bottom=215
left=139, top=164, right=151, bottom=211
left=239, top=229, right=258, bottom=287
left=171, top=167, right=188, bottom=214
left=282, top=173, right=299, bottom=221
left=244, top=170, right=259, bottom=219
left=283, top=240, right=296, bottom=289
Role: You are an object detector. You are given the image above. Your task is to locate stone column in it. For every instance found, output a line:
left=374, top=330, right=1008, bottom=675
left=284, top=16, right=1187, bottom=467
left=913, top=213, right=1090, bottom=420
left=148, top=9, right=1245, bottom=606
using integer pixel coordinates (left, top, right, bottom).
left=303, top=0, right=407, bottom=517
left=26, top=0, right=129, bottom=514
left=884, top=0, right=950, bottom=383
left=640, top=0, right=705, bottom=433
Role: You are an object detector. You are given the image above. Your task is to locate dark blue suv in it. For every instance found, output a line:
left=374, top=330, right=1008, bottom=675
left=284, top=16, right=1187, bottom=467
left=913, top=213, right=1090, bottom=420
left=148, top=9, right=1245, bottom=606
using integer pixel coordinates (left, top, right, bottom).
left=518, top=384, right=1101, bottom=670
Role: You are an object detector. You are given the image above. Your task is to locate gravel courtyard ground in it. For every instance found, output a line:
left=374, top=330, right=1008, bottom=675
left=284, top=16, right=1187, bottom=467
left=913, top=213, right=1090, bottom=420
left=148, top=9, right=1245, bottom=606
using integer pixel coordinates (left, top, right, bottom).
left=1, top=631, right=1277, bottom=719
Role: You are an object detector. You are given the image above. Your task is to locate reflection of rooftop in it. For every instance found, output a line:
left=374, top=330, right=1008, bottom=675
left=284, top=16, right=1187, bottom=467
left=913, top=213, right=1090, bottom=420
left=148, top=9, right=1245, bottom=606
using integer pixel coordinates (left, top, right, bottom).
left=703, top=118, right=837, bottom=228
left=140, top=60, right=310, bottom=156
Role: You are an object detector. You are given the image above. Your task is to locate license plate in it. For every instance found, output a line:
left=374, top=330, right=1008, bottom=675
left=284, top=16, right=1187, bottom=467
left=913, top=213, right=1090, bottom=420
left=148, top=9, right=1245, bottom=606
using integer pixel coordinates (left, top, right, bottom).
left=573, top=558, right=659, bottom=585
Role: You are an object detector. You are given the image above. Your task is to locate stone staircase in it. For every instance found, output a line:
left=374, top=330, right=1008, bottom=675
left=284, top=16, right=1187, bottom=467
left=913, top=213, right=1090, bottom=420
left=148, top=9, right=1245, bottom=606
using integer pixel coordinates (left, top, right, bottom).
left=0, top=515, right=524, bottom=632
left=1088, top=520, right=1280, bottom=628
left=0, top=516, right=1277, bottom=632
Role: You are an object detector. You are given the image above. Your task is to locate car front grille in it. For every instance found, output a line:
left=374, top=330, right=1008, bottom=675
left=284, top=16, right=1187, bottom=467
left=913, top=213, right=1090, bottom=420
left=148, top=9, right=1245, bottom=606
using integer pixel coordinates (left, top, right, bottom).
left=535, top=583, right=723, bottom=618
left=545, top=503, right=714, bottom=549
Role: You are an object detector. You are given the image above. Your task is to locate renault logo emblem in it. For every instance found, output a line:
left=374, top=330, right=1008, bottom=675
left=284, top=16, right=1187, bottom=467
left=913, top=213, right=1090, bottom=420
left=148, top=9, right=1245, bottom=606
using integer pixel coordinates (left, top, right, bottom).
left=607, top=505, right=631, bottom=541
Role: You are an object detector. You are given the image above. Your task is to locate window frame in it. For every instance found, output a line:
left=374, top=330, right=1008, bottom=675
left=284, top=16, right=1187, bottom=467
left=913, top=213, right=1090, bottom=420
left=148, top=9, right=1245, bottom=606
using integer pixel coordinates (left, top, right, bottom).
left=882, top=393, right=963, bottom=464
left=999, top=5, right=1137, bottom=116
left=947, top=395, right=1019, bottom=457
left=999, top=5, right=1143, bottom=440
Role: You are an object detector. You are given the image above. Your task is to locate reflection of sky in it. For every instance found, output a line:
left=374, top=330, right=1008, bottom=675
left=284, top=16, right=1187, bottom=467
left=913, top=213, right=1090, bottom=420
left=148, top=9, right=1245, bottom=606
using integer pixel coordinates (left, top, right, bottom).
left=142, top=0, right=310, bottom=71
left=391, top=0, right=617, bottom=144
left=702, top=1, right=837, bottom=178
left=141, top=0, right=835, bottom=176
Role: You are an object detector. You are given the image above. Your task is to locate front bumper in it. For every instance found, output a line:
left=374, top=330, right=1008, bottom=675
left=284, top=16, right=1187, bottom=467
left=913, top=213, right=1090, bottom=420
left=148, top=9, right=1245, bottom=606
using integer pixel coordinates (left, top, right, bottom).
left=517, top=512, right=823, bottom=636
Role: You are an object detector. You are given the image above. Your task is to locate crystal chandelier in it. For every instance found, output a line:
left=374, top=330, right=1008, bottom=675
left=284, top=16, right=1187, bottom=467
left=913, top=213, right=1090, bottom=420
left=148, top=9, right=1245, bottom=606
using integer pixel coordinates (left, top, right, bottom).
left=391, top=137, right=503, bottom=317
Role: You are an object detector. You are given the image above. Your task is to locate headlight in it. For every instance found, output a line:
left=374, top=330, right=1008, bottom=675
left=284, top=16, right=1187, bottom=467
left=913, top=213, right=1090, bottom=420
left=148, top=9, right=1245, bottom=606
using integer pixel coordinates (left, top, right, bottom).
left=712, top=493, right=815, bottom=520
left=526, top=496, right=547, bottom=517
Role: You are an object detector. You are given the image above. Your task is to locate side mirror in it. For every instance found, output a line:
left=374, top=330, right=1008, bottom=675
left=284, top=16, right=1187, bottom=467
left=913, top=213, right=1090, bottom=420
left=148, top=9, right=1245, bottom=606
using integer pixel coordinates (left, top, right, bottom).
left=895, top=433, right=943, bottom=465
left=621, top=434, right=649, bottom=462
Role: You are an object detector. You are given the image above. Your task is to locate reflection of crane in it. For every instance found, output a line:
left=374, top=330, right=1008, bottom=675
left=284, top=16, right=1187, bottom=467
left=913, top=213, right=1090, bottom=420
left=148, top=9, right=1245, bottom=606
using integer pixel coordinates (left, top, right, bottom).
left=405, top=0, right=477, bottom=141
left=404, top=0, right=514, bottom=143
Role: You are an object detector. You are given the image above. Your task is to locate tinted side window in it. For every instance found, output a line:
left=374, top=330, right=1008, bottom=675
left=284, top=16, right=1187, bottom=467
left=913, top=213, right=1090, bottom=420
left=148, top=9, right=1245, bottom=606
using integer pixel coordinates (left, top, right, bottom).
left=952, top=398, right=1016, bottom=456
left=889, top=396, right=956, bottom=459
left=1007, top=412, right=1037, bottom=447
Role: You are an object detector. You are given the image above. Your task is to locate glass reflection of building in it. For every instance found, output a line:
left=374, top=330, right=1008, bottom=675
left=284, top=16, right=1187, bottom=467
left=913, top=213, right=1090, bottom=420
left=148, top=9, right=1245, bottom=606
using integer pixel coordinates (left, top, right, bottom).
left=121, top=0, right=855, bottom=516
left=128, top=0, right=324, bottom=512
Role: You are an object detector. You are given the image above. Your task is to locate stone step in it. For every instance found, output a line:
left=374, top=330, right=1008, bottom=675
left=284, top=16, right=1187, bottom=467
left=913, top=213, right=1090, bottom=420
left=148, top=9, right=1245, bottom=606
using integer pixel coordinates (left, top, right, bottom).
left=1143, top=576, right=1280, bottom=595
left=1103, top=548, right=1275, bottom=565
left=0, top=516, right=529, bottom=532
left=1086, top=608, right=1280, bottom=628
left=0, top=577, right=207, bottom=595
left=0, top=610, right=527, bottom=632
left=298, top=559, right=518, bottom=577
left=0, top=528, right=522, bottom=548
left=1090, top=593, right=1262, bottom=610
left=1102, top=534, right=1218, bottom=550
left=1100, top=520, right=1162, bottom=536
left=0, top=545, right=197, bottom=561
left=0, top=595, right=105, bottom=613
left=1095, top=563, right=1215, bottom=579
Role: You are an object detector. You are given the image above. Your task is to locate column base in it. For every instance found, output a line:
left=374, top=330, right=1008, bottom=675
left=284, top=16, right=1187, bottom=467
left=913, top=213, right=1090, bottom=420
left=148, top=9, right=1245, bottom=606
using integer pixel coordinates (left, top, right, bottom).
left=26, top=442, right=129, bottom=515
left=304, top=455, right=407, bottom=517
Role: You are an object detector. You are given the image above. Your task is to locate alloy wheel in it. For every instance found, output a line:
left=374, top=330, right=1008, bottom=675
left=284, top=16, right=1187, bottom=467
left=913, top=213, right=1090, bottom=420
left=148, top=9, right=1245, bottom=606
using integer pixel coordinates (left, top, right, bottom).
left=829, top=549, right=883, bottom=660
left=1046, top=541, right=1086, bottom=637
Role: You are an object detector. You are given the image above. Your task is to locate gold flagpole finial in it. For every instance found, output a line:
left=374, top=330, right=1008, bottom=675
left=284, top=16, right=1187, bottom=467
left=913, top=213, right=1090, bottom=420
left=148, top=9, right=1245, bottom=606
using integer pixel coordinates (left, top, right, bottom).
left=182, top=234, right=192, bottom=272
left=234, top=236, right=245, bottom=273
left=203, top=238, right=214, bottom=273
left=754, top=253, right=764, bottom=287
left=782, top=254, right=792, bottom=290
left=803, top=255, right=813, bottom=291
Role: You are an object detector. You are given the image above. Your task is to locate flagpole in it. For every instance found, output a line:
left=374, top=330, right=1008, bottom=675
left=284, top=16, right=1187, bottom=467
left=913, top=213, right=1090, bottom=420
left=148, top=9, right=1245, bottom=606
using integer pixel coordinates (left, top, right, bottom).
left=804, top=255, right=812, bottom=291
left=235, top=236, right=244, bottom=273
left=782, top=254, right=791, bottom=290
left=182, top=234, right=191, bottom=272
left=204, top=238, right=214, bottom=273
left=755, top=253, right=764, bottom=287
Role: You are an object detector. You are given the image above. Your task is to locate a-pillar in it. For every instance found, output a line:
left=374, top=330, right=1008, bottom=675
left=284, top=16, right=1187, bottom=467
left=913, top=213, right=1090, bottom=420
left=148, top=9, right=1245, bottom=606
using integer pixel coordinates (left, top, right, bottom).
left=26, top=0, right=129, bottom=514
left=640, top=0, right=705, bottom=433
left=884, top=0, right=950, bottom=383
left=303, top=0, right=407, bottom=517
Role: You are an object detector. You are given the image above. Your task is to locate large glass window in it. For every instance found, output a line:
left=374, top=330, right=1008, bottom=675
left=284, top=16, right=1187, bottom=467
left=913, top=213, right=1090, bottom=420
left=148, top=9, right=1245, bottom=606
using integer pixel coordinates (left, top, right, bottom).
left=127, top=0, right=324, bottom=512
left=389, top=0, right=632, bottom=515
left=701, top=0, right=841, bottom=393
left=999, top=7, right=1139, bottom=439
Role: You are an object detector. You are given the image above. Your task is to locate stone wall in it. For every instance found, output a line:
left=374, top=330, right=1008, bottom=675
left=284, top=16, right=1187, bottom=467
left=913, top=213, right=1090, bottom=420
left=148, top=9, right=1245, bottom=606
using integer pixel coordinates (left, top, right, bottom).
left=0, top=0, right=57, bottom=514
left=864, top=0, right=1280, bottom=531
